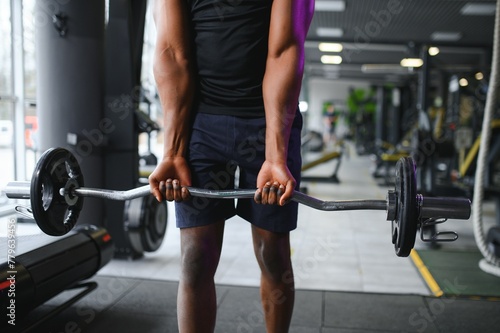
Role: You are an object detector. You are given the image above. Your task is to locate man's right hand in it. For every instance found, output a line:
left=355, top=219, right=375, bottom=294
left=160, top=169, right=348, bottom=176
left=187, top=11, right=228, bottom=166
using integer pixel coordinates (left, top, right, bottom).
left=148, top=156, right=192, bottom=202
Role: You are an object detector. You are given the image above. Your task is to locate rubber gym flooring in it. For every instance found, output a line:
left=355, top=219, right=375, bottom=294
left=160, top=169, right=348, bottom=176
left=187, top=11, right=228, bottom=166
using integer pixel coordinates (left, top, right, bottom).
left=414, top=249, right=500, bottom=298
left=13, top=275, right=500, bottom=333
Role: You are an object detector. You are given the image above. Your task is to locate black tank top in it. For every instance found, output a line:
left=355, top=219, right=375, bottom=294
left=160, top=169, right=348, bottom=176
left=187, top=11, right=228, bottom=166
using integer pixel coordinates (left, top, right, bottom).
left=187, top=0, right=272, bottom=117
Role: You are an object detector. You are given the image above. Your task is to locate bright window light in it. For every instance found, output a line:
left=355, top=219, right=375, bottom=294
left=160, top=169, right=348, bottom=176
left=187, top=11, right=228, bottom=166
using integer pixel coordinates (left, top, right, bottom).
left=321, top=55, right=343, bottom=64
left=400, top=58, right=424, bottom=68
left=319, top=42, right=343, bottom=52
left=428, top=47, right=440, bottom=56
left=299, top=101, right=309, bottom=112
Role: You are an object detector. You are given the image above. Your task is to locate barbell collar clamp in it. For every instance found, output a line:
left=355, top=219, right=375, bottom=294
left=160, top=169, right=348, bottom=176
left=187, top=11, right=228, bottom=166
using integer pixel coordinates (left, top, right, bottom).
left=386, top=190, right=397, bottom=221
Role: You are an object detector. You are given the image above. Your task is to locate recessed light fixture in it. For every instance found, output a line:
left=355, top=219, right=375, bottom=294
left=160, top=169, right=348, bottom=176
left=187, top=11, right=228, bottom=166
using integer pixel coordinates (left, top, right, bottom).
left=316, top=27, right=344, bottom=38
left=431, top=32, right=462, bottom=42
left=461, top=3, right=496, bottom=15
left=321, top=55, right=343, bottom=64
left=400, top=58, right=424, bottom=68
left=428, top=47, right=440, bottom=56
left=315, top=0, right=346, bottom=12
left=475, top=72, right=484, bottom=80
left=459, top=78, right=469, bottom=87
left=318, top=42, right=343, bottom=52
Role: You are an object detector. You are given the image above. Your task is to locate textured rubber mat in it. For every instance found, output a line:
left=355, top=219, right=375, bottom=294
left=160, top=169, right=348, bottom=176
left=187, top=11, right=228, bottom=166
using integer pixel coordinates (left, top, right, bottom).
left=414, top=249, right=500, bottom=298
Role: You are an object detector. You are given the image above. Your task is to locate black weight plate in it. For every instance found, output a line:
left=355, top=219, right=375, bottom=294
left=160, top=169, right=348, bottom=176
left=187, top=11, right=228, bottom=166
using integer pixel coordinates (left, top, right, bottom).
left=141, top=196, right=168, bottom=252
left=124, top=196, right=168, bottom=253
left=30, top=148, right=84, bottom=236
left=392, top=157, right=418, bottom=257
left=123, top=197, right=145, bottom=255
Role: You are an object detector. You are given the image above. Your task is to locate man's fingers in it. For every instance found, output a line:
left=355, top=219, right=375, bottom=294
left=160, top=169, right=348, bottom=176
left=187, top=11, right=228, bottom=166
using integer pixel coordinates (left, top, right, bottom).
left=257, top=182, right=291, bottom=205
left=261, top=182, right=271, bottom=204
left=172, top=179, right=183, bottom=202
left=277, top=184, right=285, bottom=197
left=156, top=178, right=190, bottom=202
left=164, top=179, right=173, bottom=201
left=254, top=189, right=262, bottom=204
left=151, top=185, right=163, bottom=202
left=181, top=186, right=191, bottom=201
left=268, top=181, right=279, bottom=205
left=279, top=181, right=296, bottom=206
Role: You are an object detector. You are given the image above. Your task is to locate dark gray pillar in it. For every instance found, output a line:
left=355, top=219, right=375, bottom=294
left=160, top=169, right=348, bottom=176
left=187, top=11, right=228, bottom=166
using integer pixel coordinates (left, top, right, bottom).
left=35, top=0, right=105, bottom=224
left=104, top=0, right=148, bottom=259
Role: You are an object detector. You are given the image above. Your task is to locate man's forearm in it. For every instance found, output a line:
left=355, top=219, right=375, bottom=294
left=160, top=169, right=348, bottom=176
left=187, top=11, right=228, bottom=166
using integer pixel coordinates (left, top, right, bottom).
left=262, top=45, right=304, bottom=163
left=153, top=48, right=194, bottom=158
left=153, top=0, right=194, bottom=159
left=263, top=0, right=313, bottom=164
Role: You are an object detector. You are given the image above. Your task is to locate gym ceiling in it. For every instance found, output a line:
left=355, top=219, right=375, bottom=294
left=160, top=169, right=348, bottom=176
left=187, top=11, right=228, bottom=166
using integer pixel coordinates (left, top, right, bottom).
left=305, top=0, right=497, bottom=84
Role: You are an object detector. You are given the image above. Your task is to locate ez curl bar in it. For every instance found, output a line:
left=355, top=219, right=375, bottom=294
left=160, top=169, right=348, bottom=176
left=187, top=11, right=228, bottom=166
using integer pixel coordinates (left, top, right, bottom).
left=5, top=148, right=472, bottom=257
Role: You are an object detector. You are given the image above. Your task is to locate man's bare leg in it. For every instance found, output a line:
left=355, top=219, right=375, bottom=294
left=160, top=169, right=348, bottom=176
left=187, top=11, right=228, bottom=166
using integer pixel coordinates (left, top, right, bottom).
left=177, top=220, right=225, bottom=333
left=252, top=225, right=295, bottom=332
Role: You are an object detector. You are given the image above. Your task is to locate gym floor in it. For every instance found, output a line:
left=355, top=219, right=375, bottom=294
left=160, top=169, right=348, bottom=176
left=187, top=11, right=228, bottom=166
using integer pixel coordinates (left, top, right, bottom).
left=4, top=143, right=500, bottom=332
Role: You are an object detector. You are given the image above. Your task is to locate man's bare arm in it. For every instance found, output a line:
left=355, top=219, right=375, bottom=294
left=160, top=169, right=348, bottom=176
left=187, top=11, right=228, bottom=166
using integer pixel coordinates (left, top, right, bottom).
left=153, top=0, right=194, bottom=158
left=258, top=0, right=314, bottom=205
left=149, top=0, right=194, bottom=201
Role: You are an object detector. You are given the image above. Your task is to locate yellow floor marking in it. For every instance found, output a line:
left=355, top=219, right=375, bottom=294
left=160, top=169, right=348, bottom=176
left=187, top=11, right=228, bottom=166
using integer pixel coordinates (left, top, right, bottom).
left=410, top=249, right=444, bottom=297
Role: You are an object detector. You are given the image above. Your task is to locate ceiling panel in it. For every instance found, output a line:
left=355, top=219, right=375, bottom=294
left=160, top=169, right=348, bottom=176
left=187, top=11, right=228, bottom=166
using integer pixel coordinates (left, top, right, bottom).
left=305, top=0, right=497, bottom=83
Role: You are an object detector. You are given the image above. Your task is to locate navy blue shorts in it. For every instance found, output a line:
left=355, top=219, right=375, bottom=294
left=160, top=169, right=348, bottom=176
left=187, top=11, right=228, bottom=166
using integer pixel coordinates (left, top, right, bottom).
left=175, top=111, right=303, bottom=233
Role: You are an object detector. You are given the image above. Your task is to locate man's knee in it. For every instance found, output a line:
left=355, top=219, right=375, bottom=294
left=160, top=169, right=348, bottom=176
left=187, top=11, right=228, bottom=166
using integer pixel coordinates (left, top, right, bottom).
left=255, top=236, right=292, bottom=281
left=180, top=234, right=222, bottom=283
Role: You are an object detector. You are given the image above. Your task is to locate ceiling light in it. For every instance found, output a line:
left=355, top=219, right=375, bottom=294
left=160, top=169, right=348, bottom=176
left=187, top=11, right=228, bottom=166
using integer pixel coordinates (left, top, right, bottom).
left=318, top=42, right=343, bottom=52
left=428, top=47, right=440, bottom=56
left=315, top=1, right=346, bottom=12
left=321, top=55, right=343, bottom=64
left=475, top=72, right=484, bottom=80
left=316, top=27, right=344, bottom=38
left=461, top=3, right=496, bottom=15
left=431, top=32, right=462, bottom=42
left=400, top=58, right=424, bottom=68
left=459, top=78, right=469, bottom=87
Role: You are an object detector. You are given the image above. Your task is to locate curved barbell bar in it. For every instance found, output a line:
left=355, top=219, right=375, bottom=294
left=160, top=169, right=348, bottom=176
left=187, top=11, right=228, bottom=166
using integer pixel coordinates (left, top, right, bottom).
left=3, top=147, right=472, bottom=257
